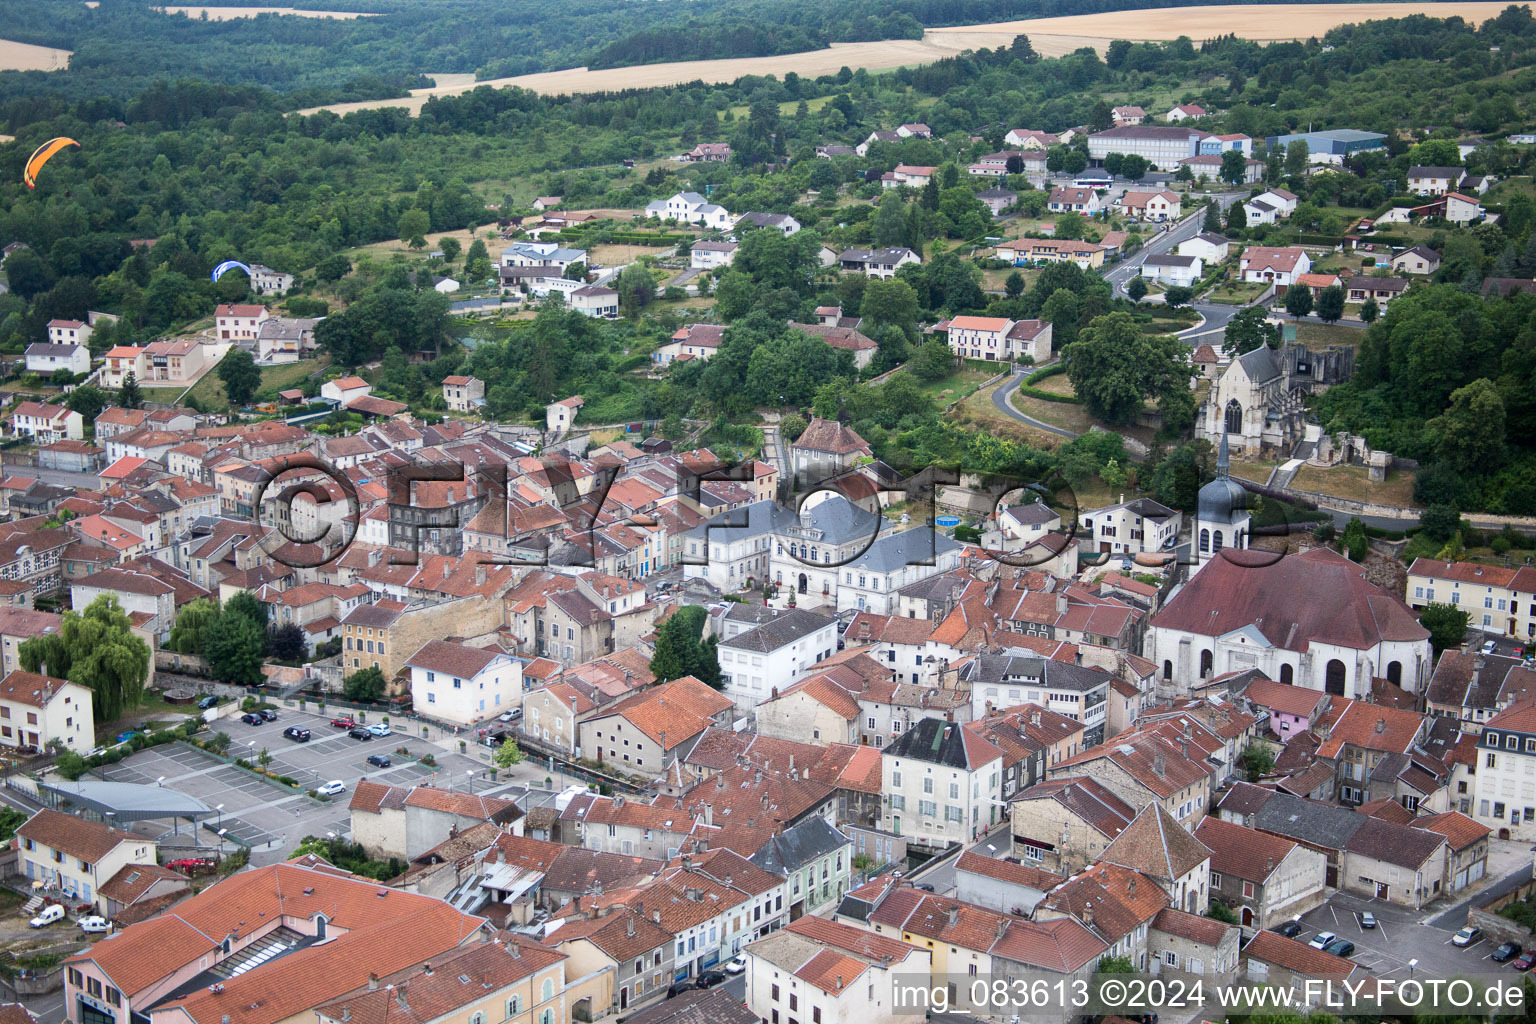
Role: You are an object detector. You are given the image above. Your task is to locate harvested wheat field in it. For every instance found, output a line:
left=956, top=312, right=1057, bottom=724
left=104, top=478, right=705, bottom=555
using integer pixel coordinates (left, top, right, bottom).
left=0, top=38, right=71, bottom=72
left=156, top=5, right=377, bottom=18
left=298, top=2, right=1508, bottom=117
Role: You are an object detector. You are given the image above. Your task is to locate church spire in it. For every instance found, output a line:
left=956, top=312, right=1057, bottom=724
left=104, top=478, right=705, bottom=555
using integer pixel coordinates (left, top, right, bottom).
left=1217, top=430, right=1230, bottom=478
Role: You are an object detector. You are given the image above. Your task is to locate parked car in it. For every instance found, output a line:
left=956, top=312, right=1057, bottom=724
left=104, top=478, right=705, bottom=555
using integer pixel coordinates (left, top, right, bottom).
left=1483, top=639, right=1500, bottom=655
left=78, top=915, right=110, bottom=934
left=259, top=708, right=278, bottom=722
left=666, top=984, right=695, bottom=998
left=349, top=726, right=373, bottom=740
left=1273, top=920, right=1303, bottom=938
left=240, top=712, right=263, bottom=725
left=1323, top=939, right=1356, bottom=958
left=283, top=726, right=311, bottom=742
left=366, top=754, right=392, bottom=768
left=695, top=971, right=727, bottom=989
left=367, top=722, right=391, bottom=737
left=1359, top=911, right=1377, bottom=929
left=331, top=716, right=355, bottom=729
left=197, top=696, right=220, bottom=710
left=725, top=954, right=746, bottom=975
left=1308, top=931, right=1337, bottom=950
left=29, top=904, right=64, bottom=928
left=1493, top=942, right=1522, bottom=963
left=1511, top=951, right=1536, bottom=971
left=1454, top=927, right=1483, bottom=947
left=915, top=883, right=936, bottom=892
left=317, top=780, right=346, bottom=797
left=499, top=709, right=522, bottom=723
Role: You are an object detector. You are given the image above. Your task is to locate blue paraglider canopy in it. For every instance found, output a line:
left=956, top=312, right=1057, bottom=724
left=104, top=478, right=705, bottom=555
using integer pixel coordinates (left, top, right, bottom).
left=211, top=260, right=252, bottom=283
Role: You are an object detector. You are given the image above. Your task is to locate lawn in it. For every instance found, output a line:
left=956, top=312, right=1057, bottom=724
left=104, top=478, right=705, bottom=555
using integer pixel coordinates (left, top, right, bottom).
left=1295, top=322, right=1368, bottom=349
left=981, top=266, right=1039, bottom=293
left=912, top=362, right=1004, bottom=408
left=176, top=357, right=330, bottom=413
left=1290, top=463, right=1417, bottom=509
left=588, top=243, right=672, bottom=267
left=954, top=382, right=1070, bottom=450
left=722, top=94, right=834, bottom=119
left=1203, top=281, right=1268, bottom=305
left=1227, top=456, right=1278, bottom=486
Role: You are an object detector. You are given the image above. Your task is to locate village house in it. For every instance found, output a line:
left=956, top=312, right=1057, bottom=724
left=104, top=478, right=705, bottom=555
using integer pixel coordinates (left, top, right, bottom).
left=17, top=808, right=156, bottom=907
left=942, top=315, right=1054, bottom=364
left=1164, top=103, right=1207, bottom=122
left=0, top=670, right=93, bottom=753
left=442, top=374, right=486, bottom=412
left=1194, top=816, right=1327, bottom=929
left=214, top=303, right=271, bottom=342
left=47, top=318, right=92, bottom=347
left=248, top=264, right=292, bottom=295
left=406, top=638, right=524, bottom=727
left=547, top=395, right=583, bottom=434
left=1393, top=245, right=1441, bottom=275
left=1048, top=186, right=1104, bottom=214
left=836, top=248, right=921, bottom=279
left=656, top=324, right=725, bottom=366
left=1345, top=276, right=1408, bottom=310
left=1407, top=165, right=1463, bottom=195
left=1116, top=189, right=1182, bottom=221
left=690, top=240, right=737, bottom=269
left=25, top=342, right=90, bottom=377
left=743, top=916, right=928, bottom=1024
left=881, top=717, right=1005, bottom=850
left=1238, top=246, right=1312, bottom=285
left=685, top=142, right=731, bottom=162
left=9, top=402, right=84, bottom=443
left=1139, top=254, right=1202, bottom=288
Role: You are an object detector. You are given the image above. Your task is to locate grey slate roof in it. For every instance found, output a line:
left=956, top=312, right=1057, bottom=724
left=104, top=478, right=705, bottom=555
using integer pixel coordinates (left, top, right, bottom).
left=749, top=815, right=851, bottom=874
left=787, top=496, right=881, bottom=547
left=25, top=343, right=83, bottom=357
left=847, top=527, right=961, bottom=573
left=961, top=655, right=1112, bottom=692
left=1245, top=788, right=1366, bottom=851
left=720, top=609, right=835, bottom=653
left=685, top=498, right=800, bottom=542
left=1235, top=344, right=1282, bottom=384
left=1006, top=502, right=1059, bottom=525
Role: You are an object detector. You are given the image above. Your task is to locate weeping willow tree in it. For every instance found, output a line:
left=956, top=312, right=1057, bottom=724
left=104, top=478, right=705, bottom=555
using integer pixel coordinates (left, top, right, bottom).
left=20, top=594, right=151, bottom=722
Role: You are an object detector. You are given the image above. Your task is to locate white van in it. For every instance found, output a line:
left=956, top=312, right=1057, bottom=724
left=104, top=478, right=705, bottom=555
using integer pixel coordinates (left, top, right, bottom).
left=29, top=903, right=65, bottom=928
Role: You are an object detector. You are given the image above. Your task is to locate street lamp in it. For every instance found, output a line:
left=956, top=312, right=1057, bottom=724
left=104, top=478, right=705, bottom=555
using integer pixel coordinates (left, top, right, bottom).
left=466, top=770, right=476, bottom=794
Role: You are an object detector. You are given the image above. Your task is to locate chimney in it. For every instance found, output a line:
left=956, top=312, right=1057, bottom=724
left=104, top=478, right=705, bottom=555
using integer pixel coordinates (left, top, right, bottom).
left=368, top=975, right=379, bottom=992
left=476, top=565, right=487, bottom=586
left=1030, top=711, right=1041, bottom=726
left=626, top=916, right=636, bottom=937
left=422, top=963, right=432, bottom=976
left=1180, top=738, right=1188, bottom=760
left=995, top=918, right=1009, bottom=941
left=947, top=907, right=958, bottom=927
left=1082, top=900, right=1094, bottom=927
left=1153, top=753, right=1166, bottom=776
left=1266, top=856, right=1274, bottom=872
left=511, top=942, right=522, bottom=959
left=835, top=975, right=843, bottom=991
left=1374, top=718, right=1386, bottom=735
left=945, top=711, right=954, bottom=723
left=653, top=909, right=662, bottom=924
left=1127, top=879, right=1136, bottom=897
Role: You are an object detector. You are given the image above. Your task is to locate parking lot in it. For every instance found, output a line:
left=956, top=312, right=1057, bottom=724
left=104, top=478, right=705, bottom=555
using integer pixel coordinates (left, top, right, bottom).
left=1293, top=887, right=1527, bottom=980
left=92, top=705, right=514, bottom=863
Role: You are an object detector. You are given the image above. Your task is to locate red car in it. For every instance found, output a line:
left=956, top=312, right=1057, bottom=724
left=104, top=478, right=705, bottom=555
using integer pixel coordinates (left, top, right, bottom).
left=330, top=716, right=355, bottom=729
left=1513, top=951, right=1536, bottom=971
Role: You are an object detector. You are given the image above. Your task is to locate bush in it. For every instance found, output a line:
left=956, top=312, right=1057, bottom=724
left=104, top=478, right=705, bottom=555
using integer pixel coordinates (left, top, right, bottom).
left=1018, top=364, right=1082, bottom=405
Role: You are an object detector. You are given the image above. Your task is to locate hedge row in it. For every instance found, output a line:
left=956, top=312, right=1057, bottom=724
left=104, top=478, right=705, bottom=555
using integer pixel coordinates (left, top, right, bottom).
left=1017, top=364, right=1082, bottom=405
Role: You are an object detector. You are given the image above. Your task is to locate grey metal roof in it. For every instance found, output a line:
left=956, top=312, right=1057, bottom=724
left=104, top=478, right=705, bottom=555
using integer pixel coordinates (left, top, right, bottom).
left=749, top=815, right=850, bottom=874
left=847, top=527, right=961, bottom=574
left=720, top=609, right=835, bottom=653
left=785, top=497, right=881, bottom=548
left=38, top=780, right=215, bottom=822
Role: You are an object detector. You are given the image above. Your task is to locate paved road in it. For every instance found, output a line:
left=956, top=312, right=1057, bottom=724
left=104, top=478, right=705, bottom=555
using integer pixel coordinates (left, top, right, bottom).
left=991, top=366, right=1076, bottom=440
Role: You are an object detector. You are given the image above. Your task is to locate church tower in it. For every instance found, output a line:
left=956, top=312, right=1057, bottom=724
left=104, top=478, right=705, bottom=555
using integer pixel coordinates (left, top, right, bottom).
left=1194, top=433, right=1251, bottom=570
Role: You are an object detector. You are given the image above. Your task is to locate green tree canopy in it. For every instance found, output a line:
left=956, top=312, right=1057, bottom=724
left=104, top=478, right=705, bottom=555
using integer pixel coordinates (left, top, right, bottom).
left=169, top=597, right=220, bottom=655
left=1420, top=602, right=1470, bottom=655
left=650, top=604, right=721, bottom=687
left=1064, top=312, right=1191, bottom=427
left=19, top=594, right=150, bottom=721
left=217, top=349, right=262, bottom=408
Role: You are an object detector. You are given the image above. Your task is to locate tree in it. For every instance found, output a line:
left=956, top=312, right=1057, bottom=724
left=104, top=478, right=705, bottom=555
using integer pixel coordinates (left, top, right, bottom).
left=1283, top=139, right=1309, bottom=177
left=438, top=237, right=462, bottom=264
left=1119, top=154, right=1149, bottom=181
left=1315, top=285, right=1345, bottom=323
left=1360, top=296, right=1380, bottom=324
left=463, top=239, right=492, bottom=283
left=493, top=737, right=525, bottom=768
left=169, top=597, right=220, bottom=655
left=1225, top=201, right=1247, bottom=232
left=1004, top=271, right=1025, bottom=299
left=225, top=590, right=270, bottom=631
left=1126, top=275, right=1148, bottom=302
left=1420, top=602, right=1470, bottom=656
left=871, top=193, right=908, bottom=248
left=1283, top=283, right=1313, bottom=319
left=268, top=623, right=307, bottom=662
left=1419, top=503, right=1461, bottom=543
left=1219, top=149, right=1248, bottom=185
left=65, top=384, right=106, bottom=423
left=650, top=605, right=720, bottom=685
left=1241, top=741, right=1276, bottom=781
left=1040, top=288, right=1082, bottom=349
left=316, top=253, right=352, bottom=282
left=343, top=666, right=387, bottom=702
left=1341, top=515, right=1369, bottom=562
left=19, top=594, right=150, bottom=721
left=218, top=349, right=262, bottom=407
left=1065, top=313, right=1191, bottom=426
left=120, top=371, right=143, bottom=409
left=860, top=278, right=920, bottom=345
left=615, top=263, right=656, bottom=317
left=1202, top=201, right=1222, bottom=233
left=1223, top=306, right=1277, bottom=356
left=203, top=609, right=266, bottom=687
left=398, top=209, right=431, bottom=248
left=911, top=339, right=953, bottom=381
left=1408, top=138, right=1461, bottom=168
left=1162, top=285, right=1193, bottom=308
left=1429, top=378, right=1506, bottom=473
left=257, top=747, right=273, bottom=769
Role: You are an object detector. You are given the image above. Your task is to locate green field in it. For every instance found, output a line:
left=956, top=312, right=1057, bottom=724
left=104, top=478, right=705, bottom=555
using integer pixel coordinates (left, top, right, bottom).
left=144, top=357, right=331, bottom=412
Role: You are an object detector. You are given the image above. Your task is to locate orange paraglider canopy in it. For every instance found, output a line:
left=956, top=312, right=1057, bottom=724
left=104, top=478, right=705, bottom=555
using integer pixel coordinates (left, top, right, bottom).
left=24, top=137, right=79, bottom=189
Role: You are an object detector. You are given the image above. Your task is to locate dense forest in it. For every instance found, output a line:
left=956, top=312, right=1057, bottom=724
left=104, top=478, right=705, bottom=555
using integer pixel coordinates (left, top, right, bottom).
left=3, top=8, right=1536, bottom=509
